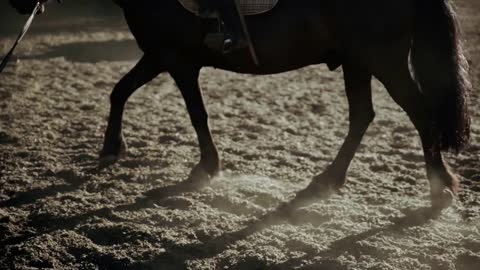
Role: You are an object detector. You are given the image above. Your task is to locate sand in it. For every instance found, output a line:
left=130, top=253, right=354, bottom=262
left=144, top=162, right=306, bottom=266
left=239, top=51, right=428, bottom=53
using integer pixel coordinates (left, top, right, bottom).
left=1, top=0, right=479, bottom=269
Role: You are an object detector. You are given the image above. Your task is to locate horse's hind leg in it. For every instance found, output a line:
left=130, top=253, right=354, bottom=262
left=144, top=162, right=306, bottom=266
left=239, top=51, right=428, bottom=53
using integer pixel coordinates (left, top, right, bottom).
left=100, top=55, right=165, bottom=165
left=373, top=57, right=458, bottom=210
left=296, top=62, right=374, bottom=199
left=169, top=65, right=220, bottom=184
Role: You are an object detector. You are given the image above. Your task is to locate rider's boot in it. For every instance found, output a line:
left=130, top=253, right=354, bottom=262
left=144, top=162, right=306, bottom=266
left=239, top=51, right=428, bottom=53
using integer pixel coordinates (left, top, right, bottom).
left=215, top=0, right=248, bottom=53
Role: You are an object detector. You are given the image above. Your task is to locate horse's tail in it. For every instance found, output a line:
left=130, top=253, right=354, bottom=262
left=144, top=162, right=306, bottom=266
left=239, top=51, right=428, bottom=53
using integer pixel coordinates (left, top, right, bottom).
left=411, top=0, right=471, bottom=152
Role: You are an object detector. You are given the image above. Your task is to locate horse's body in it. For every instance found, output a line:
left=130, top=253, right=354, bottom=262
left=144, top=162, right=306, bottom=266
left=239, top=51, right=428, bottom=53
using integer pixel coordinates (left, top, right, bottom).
left=124, top=0, right=407, bottom=74
left=10, top=0, right=471, bottom=210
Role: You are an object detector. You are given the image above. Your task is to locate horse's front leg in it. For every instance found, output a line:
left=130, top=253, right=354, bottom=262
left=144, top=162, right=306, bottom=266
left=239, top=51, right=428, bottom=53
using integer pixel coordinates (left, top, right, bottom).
left=100, top=55, right=165, bottom=166
left=294, top=63, right=374, bottom=202
left=169, top=65, right=221, bottom=184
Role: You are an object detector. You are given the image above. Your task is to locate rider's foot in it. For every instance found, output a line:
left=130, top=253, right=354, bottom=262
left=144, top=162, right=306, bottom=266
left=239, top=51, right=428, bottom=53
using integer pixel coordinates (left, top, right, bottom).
left=223, top=34, right=248, bottom=53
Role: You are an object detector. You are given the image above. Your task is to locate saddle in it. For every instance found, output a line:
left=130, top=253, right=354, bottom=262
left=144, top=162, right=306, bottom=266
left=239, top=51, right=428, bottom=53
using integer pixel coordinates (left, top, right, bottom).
left=178, top=0, right=279, bottom=17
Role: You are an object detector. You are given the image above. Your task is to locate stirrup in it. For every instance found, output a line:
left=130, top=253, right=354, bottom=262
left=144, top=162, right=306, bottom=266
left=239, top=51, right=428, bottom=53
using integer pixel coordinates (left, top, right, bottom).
left=222, top=36, right=248, bottom=54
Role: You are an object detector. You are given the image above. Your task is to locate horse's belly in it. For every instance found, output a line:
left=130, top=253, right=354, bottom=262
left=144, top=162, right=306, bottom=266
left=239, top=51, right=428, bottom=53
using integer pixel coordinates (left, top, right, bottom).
left=212, top=6, right=337, bottom=74
left=214, top=35, right=336, bottom=74
left=216, top=53, right=332, bottom=75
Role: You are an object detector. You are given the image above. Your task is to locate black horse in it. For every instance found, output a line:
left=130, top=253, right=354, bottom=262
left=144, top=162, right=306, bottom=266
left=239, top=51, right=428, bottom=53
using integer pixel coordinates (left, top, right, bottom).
left=10, top=0, right=471, bottom=210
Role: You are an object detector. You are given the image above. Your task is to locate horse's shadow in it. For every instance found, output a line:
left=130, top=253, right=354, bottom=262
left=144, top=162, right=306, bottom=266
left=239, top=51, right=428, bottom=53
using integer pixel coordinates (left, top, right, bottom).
left=0, top=168, right=87, bottom=208
left=270, top=207, right=441, bottom=270
left=1, top=170, right=444, bottom=269
left=129, top=189, right=442, bottom=269
left=1, top=173, right=210, bottom=237
left=0, top=156, right=116, bottom=209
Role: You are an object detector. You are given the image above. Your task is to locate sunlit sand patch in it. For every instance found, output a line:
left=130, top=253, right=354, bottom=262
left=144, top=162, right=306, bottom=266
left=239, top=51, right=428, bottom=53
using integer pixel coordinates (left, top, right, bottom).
left=190, top=173, right=300, bottom=217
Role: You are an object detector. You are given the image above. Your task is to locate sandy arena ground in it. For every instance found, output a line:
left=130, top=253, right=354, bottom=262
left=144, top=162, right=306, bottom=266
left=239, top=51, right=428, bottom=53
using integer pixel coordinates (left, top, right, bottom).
left=1, top=0, right=479, bottom=269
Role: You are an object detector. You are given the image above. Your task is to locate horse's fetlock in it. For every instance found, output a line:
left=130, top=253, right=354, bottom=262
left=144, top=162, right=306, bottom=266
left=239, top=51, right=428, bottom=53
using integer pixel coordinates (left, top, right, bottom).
left=200, top=155, right=221, bottom=176
left=360, top=110, right=376, bottom=127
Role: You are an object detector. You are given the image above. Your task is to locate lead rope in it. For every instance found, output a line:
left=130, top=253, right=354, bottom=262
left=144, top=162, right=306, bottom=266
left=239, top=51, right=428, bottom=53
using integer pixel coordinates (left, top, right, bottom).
left=0, top=1, right=43, bottom=74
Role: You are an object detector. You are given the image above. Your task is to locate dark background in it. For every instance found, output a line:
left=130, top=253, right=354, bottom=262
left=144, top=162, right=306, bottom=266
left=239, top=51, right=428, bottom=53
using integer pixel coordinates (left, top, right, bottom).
left=0, top=0, right=123, bottom=36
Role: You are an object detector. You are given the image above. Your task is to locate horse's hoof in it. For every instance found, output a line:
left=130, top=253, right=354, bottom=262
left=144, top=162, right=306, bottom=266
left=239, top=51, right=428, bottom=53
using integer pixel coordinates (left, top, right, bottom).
left=285, top=177, right=338, bottom=211
left=185, top=164, right=216, bottom=188
left=98, top=155, right=119, bottom=168
left=98, top=139, right=128, bottom=167
left=431, top=188, right=455, bottom=210
left=300, top=172, right=342, bottom=198
left=295, top=182, right=332, bottom=201
left=274, top=201, right=298, bottom=218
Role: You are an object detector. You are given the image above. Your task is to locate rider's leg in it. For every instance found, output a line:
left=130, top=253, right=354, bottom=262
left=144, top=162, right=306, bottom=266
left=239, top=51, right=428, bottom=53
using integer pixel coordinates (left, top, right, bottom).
left=214, top=0, right=248, bottom=52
